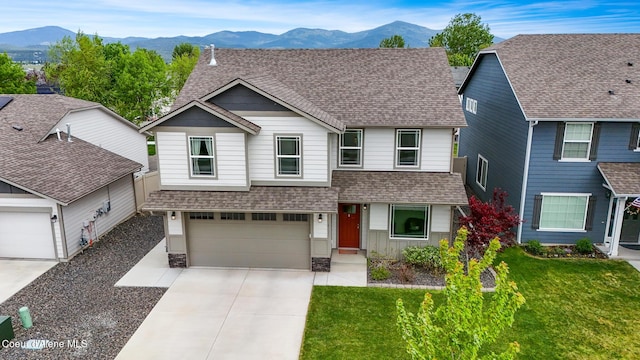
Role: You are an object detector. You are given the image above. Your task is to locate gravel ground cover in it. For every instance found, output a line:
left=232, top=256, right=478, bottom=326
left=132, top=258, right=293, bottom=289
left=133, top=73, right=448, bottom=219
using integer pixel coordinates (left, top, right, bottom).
left=0, top=214, right=166, bottom=359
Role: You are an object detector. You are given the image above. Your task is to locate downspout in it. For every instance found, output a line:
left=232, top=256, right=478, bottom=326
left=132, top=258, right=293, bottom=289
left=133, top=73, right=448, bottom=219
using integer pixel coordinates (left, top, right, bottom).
left=516, top=120, right=538, bottom=244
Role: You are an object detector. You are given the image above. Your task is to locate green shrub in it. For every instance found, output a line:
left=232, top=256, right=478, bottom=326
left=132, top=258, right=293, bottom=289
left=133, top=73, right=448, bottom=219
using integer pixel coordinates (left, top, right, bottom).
left=575, top=238, right=593, bottom=254
left=370, top=265, right=391, bottom=280
left=526, top=240, right=543, bottom=255
left=402, top=246, right=443, bottom=271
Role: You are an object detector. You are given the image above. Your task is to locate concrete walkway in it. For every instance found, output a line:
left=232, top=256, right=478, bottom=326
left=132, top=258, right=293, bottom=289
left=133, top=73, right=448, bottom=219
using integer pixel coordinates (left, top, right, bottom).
left=313, top=250, right=368, bottom=287
left=0, top=259, right=57, bottom=304
left=115, top=238, right=182, bottom=287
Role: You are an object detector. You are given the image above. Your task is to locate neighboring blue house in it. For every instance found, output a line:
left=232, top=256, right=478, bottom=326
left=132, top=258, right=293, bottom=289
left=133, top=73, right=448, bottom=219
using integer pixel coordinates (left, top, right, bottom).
left=458, top=34, right=640, bottom=257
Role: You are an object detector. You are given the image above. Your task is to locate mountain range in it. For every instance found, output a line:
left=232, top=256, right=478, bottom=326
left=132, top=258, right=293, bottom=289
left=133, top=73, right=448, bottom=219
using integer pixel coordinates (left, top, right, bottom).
left=0, top=21, right=502, bottom=62
left=0, top=21, right=437, bottom=62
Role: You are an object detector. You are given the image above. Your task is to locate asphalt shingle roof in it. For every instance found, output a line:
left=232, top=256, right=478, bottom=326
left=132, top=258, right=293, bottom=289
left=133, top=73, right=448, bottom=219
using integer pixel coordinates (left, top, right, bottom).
left=331, top=170, right=469, bottom=205
left=0, top=95, right=142, bottom=204
left=476, top=34, right=640, bottom=120
left=142, top=186, right=339, bottom=213
left=597, top=162, right=640, bottom=197
left=176, top=48, right=467, bottom=128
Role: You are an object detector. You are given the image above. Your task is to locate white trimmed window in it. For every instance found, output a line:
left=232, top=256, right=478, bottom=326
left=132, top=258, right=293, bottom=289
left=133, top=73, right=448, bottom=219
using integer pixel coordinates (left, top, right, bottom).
left=390, top=204, right=429, bottom=239
left=189, top=136, right=215, bottom=176
left=276, top=135, right=301, bottom=176
left=476, top=154, right=488, bottom=190
left=562, top=123, right=593, bottom=160
left=465, top=97, right=477, bottom=114
left=539, top=194, right=589, bottom=231
left=395, top=129, right=421, bottom=167
left=339, top=129, right=363, bottom=166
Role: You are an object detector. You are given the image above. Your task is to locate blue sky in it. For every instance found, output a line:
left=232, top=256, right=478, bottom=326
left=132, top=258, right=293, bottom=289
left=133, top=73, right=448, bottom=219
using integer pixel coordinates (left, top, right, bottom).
left=2, top=0, right=638, bottom=38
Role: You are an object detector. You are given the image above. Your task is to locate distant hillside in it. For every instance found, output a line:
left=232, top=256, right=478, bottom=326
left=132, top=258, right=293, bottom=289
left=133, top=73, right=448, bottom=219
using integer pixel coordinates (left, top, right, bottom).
left=0, top=21, right=503, bottom=62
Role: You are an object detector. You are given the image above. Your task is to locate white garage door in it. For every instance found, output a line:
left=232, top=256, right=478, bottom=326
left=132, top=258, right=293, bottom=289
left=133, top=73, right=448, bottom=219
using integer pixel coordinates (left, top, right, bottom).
left=187, top=213, right=310, bottom=269
left=0, top=212, right=56, bottom=259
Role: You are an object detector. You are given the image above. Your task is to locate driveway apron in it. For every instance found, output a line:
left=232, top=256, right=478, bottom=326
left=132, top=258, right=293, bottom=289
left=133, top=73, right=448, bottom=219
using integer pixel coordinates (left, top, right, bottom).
left=116, top=268, right=314, bottom=360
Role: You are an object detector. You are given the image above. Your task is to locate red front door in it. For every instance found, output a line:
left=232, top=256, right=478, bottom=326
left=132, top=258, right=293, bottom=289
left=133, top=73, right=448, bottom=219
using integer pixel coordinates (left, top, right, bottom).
left=339, top=204, right=360, bottom=248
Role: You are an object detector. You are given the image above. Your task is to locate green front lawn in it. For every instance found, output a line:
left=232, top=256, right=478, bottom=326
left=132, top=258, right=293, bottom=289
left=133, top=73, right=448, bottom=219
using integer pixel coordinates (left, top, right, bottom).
left=300, top=248, right=640, bottom=359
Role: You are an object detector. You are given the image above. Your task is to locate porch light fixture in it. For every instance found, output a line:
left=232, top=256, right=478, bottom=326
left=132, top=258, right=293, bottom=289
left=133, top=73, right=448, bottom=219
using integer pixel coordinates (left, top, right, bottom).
left=171, top=211, right=176, bottom=220
left=318, top=214, right=323, bottom=223
left=363, top=204, right=368, bottom=211
left=50, top=215, right=57, bottom=223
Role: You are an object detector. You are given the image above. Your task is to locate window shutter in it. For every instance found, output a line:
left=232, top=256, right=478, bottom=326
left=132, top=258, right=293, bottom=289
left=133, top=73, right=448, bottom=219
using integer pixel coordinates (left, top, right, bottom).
left=585, top=196, right=597, bottom=231
left=589, top=123, right=601, bottom=160
left=629, top=123, right=640, bottom=150
left=553, top=122, right=565, bottom=160
left=532, top=195, right=543, bottom=229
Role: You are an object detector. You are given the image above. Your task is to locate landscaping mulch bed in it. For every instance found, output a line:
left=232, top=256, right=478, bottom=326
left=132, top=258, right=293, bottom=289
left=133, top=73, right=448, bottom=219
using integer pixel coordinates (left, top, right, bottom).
left=367, top=260, right=496, bottom=289
left=0, top=214, right=166, bottom=360
left=524, top=245, right=608, bottom=259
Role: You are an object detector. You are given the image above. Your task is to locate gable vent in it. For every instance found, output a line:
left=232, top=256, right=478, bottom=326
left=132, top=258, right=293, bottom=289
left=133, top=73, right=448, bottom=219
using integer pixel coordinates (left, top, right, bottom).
left=0, top=96, right=13, bottom=111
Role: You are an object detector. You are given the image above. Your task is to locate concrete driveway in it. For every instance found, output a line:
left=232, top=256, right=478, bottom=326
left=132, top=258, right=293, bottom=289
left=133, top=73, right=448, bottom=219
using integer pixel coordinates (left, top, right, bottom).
left=116, top=268, right=314, bottom=360
left=0, top=259, right=57, bottom=304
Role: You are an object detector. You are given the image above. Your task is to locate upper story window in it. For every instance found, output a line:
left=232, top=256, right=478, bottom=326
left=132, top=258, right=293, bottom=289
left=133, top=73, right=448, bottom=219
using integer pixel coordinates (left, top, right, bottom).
left=630, top=123, right=640, bottom=150
left=561, top=123, right=593, bottom=160
left=395, top=129, right=421, bottom=167
left=476, top=154, right=488, bottom=191
left=189, top=136, right=215, bottom=176
left=339, top=129, right=363, bottom=167
left=465, top=97, right=477, bottom=114
left=275, top=135, right=302, bottom=177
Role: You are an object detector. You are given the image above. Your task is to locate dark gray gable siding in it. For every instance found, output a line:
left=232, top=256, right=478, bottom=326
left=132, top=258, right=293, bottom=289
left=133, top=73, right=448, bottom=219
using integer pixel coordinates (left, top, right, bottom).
left=210, top=84, right=289, bottom=112
left=458, top=54, right=528, bottom=211
left=521, top=121, right=640, bottom=244
left=162, top=106, right=236, bottom=128
left=0, top=180, right=28, bottom=194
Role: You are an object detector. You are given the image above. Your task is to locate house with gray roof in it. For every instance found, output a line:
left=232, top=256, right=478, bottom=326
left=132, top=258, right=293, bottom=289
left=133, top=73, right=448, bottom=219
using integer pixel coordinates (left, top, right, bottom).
left=457, top=34, right=640, bottom=256
left=0, top=94, right=148, bottom=260
left=140, top=47, right=467, bottom=270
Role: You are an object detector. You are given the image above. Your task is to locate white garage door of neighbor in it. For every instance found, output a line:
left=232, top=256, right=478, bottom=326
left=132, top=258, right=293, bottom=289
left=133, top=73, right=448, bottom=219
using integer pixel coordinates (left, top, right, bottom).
left=0, top=212, right=56, bottom=259
left=187, top=216, right=310, bottom=269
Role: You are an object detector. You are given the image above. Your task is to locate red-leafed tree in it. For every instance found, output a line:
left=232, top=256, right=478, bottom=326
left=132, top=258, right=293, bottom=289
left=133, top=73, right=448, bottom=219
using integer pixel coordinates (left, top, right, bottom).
left=459, top=188, right=521, bottom=257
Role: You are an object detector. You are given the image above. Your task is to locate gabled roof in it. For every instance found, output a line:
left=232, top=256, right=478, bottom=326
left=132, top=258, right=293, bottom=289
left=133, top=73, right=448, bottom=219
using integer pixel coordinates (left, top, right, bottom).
left=176, top=48, right=467, bottom=128
left=460, top=34, right=640, bottom=120
left=0, top=95, right=142, bottom=205
left=140, top=99, right=261, bottom=134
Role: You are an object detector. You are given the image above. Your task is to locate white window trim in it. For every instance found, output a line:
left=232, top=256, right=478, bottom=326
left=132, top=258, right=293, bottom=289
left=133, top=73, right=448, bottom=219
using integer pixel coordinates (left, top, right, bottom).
left=465, top=97, right=477, bottom=114
left=560, top=122, right=593, bottom=162
left=389, top=204, right=430, bottom=240
left=339, top=129, right=363, bottom=167
left=395, top=129, right=421, bottom=168
left=275, top=135, right=302, bottom=177
left=538, top=193, right=591, bottom=232
left=476, top=154, right=488, bottom=191
left=188, top=135, right=216, bottom=177
left=635, top=131, right=640, bottom=151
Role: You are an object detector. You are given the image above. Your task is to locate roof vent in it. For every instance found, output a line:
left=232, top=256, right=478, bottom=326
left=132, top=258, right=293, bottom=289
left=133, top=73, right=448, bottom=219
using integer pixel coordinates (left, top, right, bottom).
left=608, top=90, right=615, bottom=95
left=209, top=44, right=217, bottom=66
left=12, top=125, right=23, bottom=131
left=626, top=79, right=632, bottom=84
left=628, top=62, right=634, bottom=66
left=0, top=96, right=13, bottom=111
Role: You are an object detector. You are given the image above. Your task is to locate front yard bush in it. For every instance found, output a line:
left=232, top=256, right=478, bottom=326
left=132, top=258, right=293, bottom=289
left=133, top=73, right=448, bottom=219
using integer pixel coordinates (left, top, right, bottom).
left=371, top=265, right=391, bottom=280
left=576, top=238, right=593, bottom=254
left=525, top=240, right=543, bottom=255
left=402, top=245, right=443, bottom=272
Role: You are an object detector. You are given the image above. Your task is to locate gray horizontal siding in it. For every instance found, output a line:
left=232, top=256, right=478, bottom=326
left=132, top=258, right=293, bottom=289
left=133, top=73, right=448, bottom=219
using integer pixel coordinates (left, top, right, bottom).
left=162, top=106, right=236, bottom=128
left=522, top=121, right=640, bottom=244
left=210, top=85, right=289, bottom=112
left=458, top=54, right=528, bottom=210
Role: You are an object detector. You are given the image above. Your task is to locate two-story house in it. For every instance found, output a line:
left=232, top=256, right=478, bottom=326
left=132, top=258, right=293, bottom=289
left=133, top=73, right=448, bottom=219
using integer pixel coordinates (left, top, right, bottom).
left=458, top=34, right=640, bottom=256
left=141, top=47, right=468, bottom=271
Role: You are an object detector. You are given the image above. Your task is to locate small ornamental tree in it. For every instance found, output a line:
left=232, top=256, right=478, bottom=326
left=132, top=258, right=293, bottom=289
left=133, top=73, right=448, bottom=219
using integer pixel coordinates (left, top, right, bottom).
left=396, top=227, right=525, bottom=360
left=460, top=188, right=521, bottom=257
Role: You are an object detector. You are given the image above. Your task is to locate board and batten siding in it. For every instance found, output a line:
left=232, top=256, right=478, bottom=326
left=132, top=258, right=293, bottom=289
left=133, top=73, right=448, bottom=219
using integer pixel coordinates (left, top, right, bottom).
left=245, top=115, right=329, bottom=184
left=521, top=121, right=640, bottom=244
left=52, top=108, right=148, bottom=172
left=458, top=54, right=529, bottom=208
left=0, top=196, right=63, bottom=259
left=156, top=131, right=248, bottom=189
left=61, top=175, right=135, bottom=258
